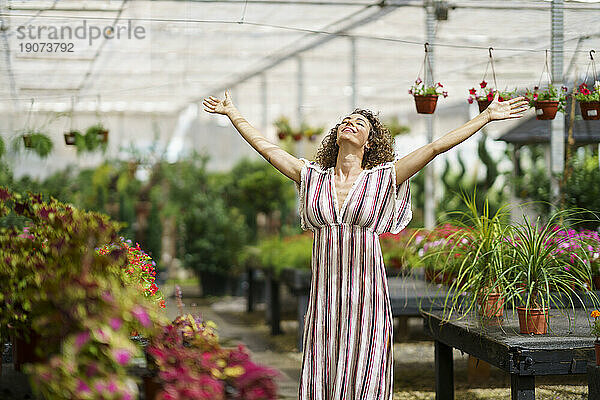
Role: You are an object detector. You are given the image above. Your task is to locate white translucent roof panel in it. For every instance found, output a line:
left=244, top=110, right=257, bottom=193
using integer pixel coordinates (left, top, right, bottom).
left=1, top=0, right=599, bottom=117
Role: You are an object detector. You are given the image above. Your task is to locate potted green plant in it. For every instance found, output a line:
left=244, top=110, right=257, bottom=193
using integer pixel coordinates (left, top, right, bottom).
left=86, top=123, right=109, bottom=143
left=592, top=310, right=600, bottom=366
left=74, top=124, right=108, bottom=154
left=439, top=193, right=511, bottom=321
left=524, top=84, right=568, bottom=120
left=573, top=81, right=600, bottom=120
left=467, top=81, right=516, bottom=113
left=20, top=130, right=53, bottom=158
left=409, top=78, right=448, bottom=114
left=300, top=122, right=325, bottom=142
left=502, top=210, right=597, bottom=334
left=274, top=116, right=292, bottom=140
left=384, top=116, right=410, bottom=137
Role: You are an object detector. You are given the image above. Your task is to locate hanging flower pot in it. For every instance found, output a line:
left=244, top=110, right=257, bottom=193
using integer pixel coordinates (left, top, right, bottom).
left=86, top=123, right=109, bottom=143
left=292, top=133, right=303, bottom=141
left=534, top=100, right=559, bottom=120
left=21, top=131, right=54, bottom=158
left=277, top=131, right=288, bottom=140
left=22, top=134, right=33, bottom=148
left=574, top=82, right=600, bottom=120
left=63, top=130, right=81, bottom=145
left=477, top=100, right=492, bottom=113
left=579, top=101, right=600, bottom=120
left=517, top=307, right=548, bottom=334
left=410, top=44, right=447, bottom=115
left=413, top=94, right=439, bottom=114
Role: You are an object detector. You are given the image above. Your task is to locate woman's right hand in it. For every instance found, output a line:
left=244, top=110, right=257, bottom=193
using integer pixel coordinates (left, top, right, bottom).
left=202, top=90, right=236, bottom=116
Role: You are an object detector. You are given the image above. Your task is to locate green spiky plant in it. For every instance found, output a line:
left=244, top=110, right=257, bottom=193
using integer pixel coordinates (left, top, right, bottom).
left=436, top=189, right=512, bottom=322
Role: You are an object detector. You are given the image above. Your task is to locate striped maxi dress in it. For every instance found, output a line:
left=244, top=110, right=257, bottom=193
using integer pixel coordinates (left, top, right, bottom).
left=295, top=157, right=412, bottom=400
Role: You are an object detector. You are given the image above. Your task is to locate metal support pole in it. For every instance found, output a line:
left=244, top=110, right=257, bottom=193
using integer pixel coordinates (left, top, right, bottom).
left=261, top=74, right=268, bottom=132
left=550, top=0, right=564, bottom=205
left=424, top=2, right=436, bottom=230
left=297, top=56, right=305, bottom=157
left=350, top=37, right=357, bottom=110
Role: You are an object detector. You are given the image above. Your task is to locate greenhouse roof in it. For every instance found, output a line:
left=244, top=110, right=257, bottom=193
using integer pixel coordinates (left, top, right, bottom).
left=2, top=0, right=600, bottom=120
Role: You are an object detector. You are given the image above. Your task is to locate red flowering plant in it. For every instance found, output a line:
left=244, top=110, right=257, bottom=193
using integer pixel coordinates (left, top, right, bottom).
left=467, top=80, right=516, bottom=104
left=146, top=313, right=280, bottom=400
left=380, top=228, right=425, bottom=274
left=409, top=77, right=448, bottom=98
left=523, top=84, right=568, bottom=111
left=97, top=237, right=166, bottom=309
left=0, top=187, right=167, bottom=399
left=574, top=81, right=600, bottom=102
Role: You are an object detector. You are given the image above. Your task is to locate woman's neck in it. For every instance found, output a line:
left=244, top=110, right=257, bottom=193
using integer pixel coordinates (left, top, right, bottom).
left=335, top=145, right=365, bottom=176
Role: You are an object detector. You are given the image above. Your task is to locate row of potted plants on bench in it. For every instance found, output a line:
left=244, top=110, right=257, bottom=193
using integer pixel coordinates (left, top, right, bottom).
left=384, top=194, right=599, bottom=335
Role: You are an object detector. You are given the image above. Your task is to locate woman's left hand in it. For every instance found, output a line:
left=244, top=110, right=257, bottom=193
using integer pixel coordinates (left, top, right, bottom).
left=485, top=92, right=529, bottom=121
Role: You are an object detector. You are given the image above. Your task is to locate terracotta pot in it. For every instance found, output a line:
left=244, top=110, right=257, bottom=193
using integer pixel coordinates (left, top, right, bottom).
left=22, top=135, right=33, bottom=148
left=534, top=100, right=559, bottom=120
left=64, top=131, right=77, bottom=145
left=12, top=331, right=44, bottom=372
left=596, top=341, right=600, bottom=366
left=477, top=100, right=492, bottom=113
left=517, top=307, right=548, bottom=334
left=479, top=292, right=505, bottom=318
left=143, top=375, right=162, bottom=400
left=424, top=267, right=435, bottom=282
left=293, top=133, right=303, bottom=141
left=593, top=275, right=600, bottom=290
left=414, top=95, right=438, bottom=114
left=579, top=101, right=600, bottom=120
left=277, top=131, right=287, bottom=140
left=98, top=129, right=109, bottom=143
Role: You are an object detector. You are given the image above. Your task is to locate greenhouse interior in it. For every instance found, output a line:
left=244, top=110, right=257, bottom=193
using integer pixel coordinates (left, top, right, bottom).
left=2, top=0, right=600, bottom=399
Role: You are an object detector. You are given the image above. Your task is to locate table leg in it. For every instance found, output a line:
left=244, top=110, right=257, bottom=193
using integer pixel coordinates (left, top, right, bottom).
left=435, top=340, right=454, bottom=400
left=510, top=374, right=535, bottom=400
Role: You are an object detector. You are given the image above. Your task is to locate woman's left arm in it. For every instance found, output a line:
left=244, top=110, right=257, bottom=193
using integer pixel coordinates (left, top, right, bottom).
left=392, top=94, right=528, bottom=183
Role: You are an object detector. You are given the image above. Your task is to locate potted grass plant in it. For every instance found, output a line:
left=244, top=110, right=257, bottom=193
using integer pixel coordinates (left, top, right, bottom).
left=501, top=210, right=597, bottom=334
left=438, top=192, right=511, bottom=321
left=573, top=81, right=600, bottom=120
left=409, top=78, right=448, bottom=114
left=524, top=84, right=568, bottom=120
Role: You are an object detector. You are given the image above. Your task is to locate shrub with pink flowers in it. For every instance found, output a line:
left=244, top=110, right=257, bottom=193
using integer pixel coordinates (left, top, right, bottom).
left=0, top=188, right=167, bottom=399
left=147, top=314, right=279, bottom=400
left=408, top=77, right=448, bottom=98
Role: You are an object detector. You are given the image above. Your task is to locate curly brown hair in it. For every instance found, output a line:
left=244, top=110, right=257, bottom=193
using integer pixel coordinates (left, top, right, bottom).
left=314, top=108, right=396, bottom=170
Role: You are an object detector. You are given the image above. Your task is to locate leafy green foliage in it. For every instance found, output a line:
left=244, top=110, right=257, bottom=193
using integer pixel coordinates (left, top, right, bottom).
left=22, top=131, right=54, bottom=158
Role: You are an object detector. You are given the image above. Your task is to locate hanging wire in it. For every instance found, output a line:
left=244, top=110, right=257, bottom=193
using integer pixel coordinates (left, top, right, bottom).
left=538, top=49, right=553, bottom=87
left=582, top=49, right=597, bottom=84
left=24, top=98, right=34, bottom=132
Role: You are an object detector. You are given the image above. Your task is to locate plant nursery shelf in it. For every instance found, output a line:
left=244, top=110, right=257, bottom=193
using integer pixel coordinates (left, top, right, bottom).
left=423, top=309, right=598, bottom=400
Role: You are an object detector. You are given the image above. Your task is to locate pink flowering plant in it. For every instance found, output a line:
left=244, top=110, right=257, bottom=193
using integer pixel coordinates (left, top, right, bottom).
left=97, top=237, right=166, bottom=309
left=0, top=188, right=167, bottom=399
left=467, top=80, right=516, bottom=104
left=524, top=84, right=568, bottom=112
left=147, top=313, right=280, bottom=400
left=409, top=77, right=448, bottom=98
left=574, top=81, right=600, bottom=102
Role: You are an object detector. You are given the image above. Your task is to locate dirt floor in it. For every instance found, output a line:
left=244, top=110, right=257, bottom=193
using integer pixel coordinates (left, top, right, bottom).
left=168, top=291, right=590, bottom=400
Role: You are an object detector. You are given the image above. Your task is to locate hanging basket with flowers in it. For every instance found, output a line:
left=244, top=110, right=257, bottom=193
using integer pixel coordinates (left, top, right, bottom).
left=409, top=43, right=448, bottom=114
left=467, top=48, right=518, bottom=113
left=274, top=116, right=292, bottom=140
left=524, top=50, right=568, bottom=120
left=573, top=50, right=600, bottom=120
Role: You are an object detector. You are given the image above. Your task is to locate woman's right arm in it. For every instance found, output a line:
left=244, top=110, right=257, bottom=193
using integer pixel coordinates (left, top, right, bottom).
left=202, top=90, right=304, bottom=184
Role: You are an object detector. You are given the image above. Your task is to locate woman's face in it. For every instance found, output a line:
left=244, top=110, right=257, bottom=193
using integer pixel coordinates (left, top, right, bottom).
left=336, top=113, right=372, bottom=149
